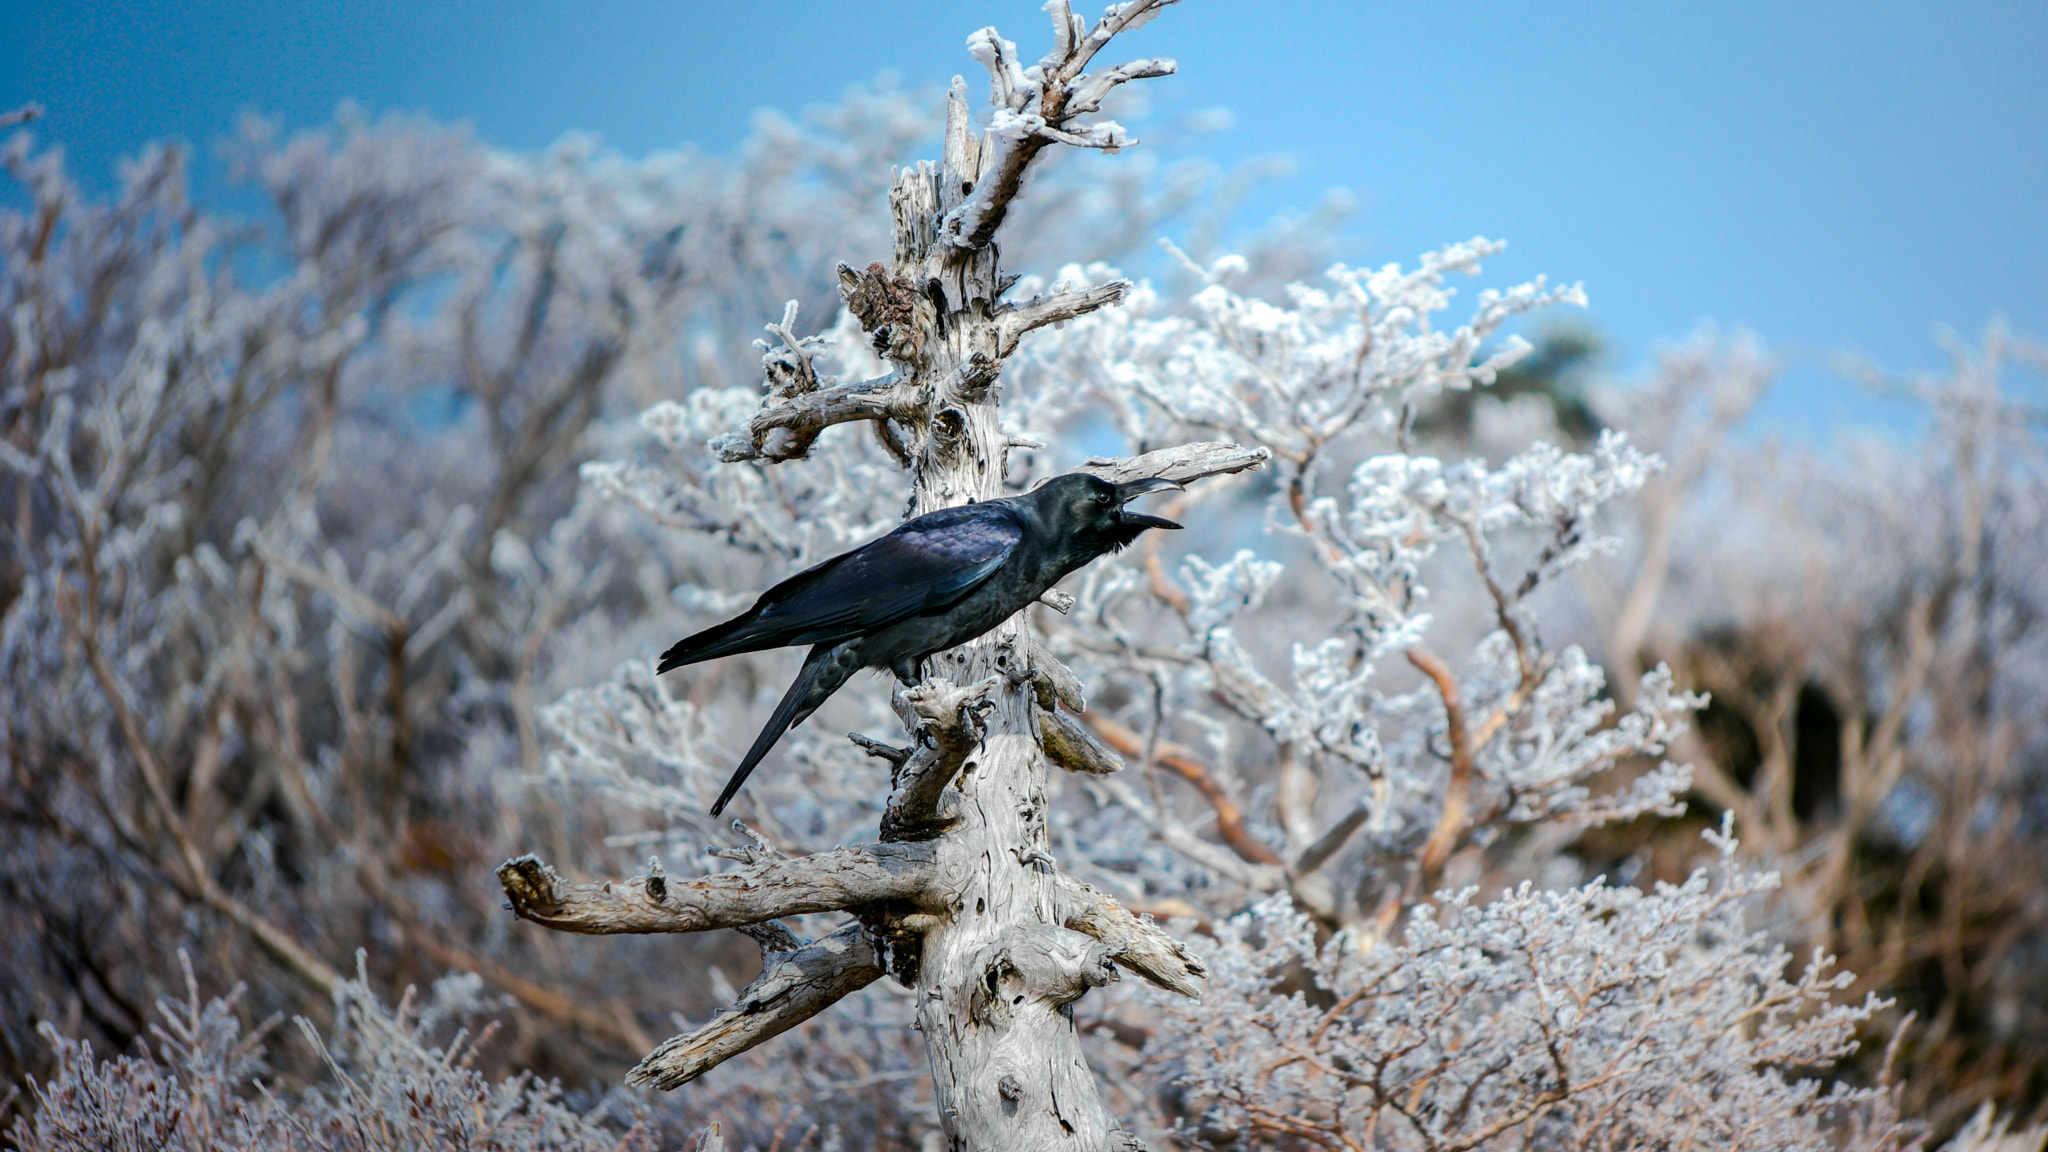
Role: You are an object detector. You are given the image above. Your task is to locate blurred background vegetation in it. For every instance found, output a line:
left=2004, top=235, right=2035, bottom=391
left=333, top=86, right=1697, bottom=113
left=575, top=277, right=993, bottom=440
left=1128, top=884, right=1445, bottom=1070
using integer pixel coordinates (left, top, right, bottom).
left=2, top=80, right=2044, bottom=1146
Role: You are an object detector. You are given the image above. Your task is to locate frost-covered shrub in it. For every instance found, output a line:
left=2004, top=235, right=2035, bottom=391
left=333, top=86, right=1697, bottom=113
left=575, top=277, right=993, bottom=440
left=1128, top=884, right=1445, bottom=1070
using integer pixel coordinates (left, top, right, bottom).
left=1148, top=828, right=1887, bottom=1151
left=9, top=956, right=656, bottom=1152
left=1577, top=326, right=2048, bottom=1128
left=5, top=6, right=2035, bottom=1138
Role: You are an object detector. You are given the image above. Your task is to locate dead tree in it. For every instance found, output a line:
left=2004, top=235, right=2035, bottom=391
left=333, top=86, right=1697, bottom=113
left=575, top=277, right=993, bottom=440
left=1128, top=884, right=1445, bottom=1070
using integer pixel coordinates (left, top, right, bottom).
left=498, top=4, right=1263, bottom=1147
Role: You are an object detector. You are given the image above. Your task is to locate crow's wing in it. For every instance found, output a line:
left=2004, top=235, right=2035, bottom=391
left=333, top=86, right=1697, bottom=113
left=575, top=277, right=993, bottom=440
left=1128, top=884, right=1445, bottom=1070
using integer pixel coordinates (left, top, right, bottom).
left=658, top=504, right=1022, bottom=673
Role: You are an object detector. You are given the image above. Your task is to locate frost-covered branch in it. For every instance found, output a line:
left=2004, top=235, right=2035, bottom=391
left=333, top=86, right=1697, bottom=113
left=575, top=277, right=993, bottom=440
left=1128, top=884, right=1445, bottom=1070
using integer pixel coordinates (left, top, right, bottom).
left=1010, top=239, right=1690, bottom=937
left=943, top=1, right=1181, bottom=251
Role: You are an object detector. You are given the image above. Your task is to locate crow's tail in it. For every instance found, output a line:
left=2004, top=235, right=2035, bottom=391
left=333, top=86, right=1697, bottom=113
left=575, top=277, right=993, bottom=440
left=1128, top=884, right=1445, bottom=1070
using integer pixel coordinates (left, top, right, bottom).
left=709, top=641, right=861, bottom=816
left=658, top=613, right=761, bottom=675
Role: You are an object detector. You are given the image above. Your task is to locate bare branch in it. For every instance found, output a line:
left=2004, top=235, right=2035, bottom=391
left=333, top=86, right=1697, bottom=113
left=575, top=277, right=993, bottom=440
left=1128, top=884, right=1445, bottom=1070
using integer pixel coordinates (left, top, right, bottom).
left=714, top=371, right=919, bottom=463
left=994, top=279, right=1130, bottom=356
left=1055, top=874, right=1205, bottom=998
left=1011, top=639, right=1087, bottom=712
left=626, top=921, right=884, bottom=1090
left=1407, top=647, right=1475, bottom=889
left=968, top=926, right=1122, bottom=1020
left=1039, top=706, right=1125, bottom=775
left=1081, top=441, right=1270, bottom=488
left=1083, top=713, right=1283, bottom=867
left=847, top=730, right=912, bottom=767
left=496, top=843, right=938, bottom=934
left=1294, top=805, right=1372, bottom=877
left=736, top=919, right=803, bottom=954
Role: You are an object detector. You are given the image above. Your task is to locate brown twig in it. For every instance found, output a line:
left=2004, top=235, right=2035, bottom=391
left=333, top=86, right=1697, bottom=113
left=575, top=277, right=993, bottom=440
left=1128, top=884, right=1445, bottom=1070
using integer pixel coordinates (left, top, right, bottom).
left=1406, top=648, right=1473, bottom=890
left=1082, top=713, right=1282, bottom=867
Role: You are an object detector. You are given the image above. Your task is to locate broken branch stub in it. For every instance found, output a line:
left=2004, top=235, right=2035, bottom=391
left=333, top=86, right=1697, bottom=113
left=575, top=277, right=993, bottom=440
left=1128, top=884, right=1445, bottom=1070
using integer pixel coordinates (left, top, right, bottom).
left=881, top=676, right=1000, bottom=841
left=994, top=279, right=1131, bottom=357
left=1039, top=706, right=1125, bottom=775
left=1081, top=441, right=1271, bottom=488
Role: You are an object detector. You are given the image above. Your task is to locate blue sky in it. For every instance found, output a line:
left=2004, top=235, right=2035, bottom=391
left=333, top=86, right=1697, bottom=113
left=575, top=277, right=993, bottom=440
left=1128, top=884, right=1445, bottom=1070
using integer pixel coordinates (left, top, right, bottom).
left=9, top=1, right=2044, bottom=438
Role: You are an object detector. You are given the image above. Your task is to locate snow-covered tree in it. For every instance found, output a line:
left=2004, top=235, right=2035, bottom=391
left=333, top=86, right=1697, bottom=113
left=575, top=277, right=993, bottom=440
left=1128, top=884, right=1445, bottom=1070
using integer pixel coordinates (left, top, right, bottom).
left=494, top=7, right=1905, bottom=1148
left=7, top=5, right=2039, bottom=1148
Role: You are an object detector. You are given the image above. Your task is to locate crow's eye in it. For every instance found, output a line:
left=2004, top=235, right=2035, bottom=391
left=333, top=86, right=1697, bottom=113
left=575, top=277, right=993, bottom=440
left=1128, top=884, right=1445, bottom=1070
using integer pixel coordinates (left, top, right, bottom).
left=1094, top=490, right=1115, bottom=505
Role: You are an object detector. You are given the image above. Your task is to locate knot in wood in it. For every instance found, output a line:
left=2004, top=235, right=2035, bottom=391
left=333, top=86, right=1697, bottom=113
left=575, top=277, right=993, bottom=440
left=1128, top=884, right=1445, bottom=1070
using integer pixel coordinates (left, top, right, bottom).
left=931, top=405, right=968, bottom=449
left=968, top=927, right=1122, bottom=1026
left=956, top=352, right=1000, bottom=400
left=644, top=855, right=667, bottom=903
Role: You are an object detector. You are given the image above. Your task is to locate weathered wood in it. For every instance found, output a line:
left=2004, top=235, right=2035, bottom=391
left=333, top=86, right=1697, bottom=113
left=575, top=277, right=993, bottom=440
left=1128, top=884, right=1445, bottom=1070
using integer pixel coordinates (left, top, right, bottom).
left=626, top=922, right=884, bottom=1090
left=1021, top=638, right=1087, bottom=713
left=1054, top=875, right=1206, bottom=999
left=496, top=844, right=936, bottom=934
left=497, top=8, right=1202, bottom=1147
left=718, top=370, right=918, bottom=463
left=882, top=676, right=1001, bottom=841
left=1080, top=441, right=1271, bottom=488
left=1038, top=706, right=1124, bottom=775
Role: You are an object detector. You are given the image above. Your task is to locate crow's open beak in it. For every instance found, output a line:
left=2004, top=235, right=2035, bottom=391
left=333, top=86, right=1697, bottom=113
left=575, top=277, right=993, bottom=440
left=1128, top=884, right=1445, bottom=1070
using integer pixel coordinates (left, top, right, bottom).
left=1115, top=475, right=1185, bottom=530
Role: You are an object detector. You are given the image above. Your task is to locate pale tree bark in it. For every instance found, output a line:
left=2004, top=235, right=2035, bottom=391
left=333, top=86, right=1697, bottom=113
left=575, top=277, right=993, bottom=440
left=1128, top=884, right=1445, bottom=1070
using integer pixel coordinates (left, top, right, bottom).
left=500, top=4, right=1254, bottom=1147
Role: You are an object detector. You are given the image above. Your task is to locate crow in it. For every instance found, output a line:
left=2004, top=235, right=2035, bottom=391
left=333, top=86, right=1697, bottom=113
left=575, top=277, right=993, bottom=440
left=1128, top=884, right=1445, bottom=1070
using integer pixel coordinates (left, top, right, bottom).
left=659, top=472, right=1184, bottom=815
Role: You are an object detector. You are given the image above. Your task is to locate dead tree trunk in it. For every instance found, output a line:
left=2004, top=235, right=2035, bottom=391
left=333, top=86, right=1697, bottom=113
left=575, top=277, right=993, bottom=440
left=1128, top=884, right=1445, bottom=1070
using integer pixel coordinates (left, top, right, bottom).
left=499, top=4, right=1262, bottom=1147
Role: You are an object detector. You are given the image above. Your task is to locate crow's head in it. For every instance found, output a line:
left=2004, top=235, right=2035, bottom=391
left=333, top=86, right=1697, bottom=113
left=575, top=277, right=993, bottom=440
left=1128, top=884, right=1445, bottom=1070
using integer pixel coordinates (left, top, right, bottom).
left=1024, top=471, right=1184, bottom=557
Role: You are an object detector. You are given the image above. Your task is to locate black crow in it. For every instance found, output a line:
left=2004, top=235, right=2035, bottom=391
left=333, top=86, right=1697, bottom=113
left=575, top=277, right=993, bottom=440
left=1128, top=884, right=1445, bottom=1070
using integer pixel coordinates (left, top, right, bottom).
left=659, top=472, right=1183, bottom=814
